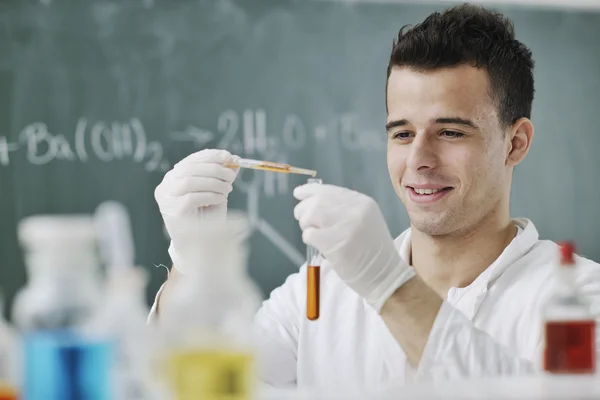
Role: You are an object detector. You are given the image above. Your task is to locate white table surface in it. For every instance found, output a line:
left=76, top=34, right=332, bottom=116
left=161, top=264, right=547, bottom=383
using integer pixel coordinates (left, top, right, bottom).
left=259, top=375, right=600, bottom=399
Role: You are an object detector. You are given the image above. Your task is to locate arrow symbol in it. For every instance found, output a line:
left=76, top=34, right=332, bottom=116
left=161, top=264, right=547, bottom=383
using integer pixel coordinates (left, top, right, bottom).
left=171, top=126, right=214, bottom=148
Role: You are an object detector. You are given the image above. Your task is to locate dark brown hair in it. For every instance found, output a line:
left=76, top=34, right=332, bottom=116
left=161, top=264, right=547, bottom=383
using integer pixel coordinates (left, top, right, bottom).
left=387, top=4, right=535, bottom=127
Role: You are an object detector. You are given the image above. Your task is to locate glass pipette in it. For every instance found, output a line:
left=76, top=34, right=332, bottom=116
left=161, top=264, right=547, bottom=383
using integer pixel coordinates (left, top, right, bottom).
left=227, top=158, right=317, bottom=177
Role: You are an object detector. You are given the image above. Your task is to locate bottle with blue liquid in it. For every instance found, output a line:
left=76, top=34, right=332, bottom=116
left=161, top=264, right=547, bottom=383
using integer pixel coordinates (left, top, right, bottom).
left=12, top=215, right=111, bottom=400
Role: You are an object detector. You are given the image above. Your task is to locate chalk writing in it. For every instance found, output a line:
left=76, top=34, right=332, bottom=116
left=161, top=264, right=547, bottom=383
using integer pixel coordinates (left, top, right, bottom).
left=0, top=118, right=170, bottom=172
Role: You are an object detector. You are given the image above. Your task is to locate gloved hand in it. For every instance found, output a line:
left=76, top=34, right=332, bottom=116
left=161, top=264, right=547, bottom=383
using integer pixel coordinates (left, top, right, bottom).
left=293, top=183, right=416, bottom=312
left=154, top=149, right=239, bottom=273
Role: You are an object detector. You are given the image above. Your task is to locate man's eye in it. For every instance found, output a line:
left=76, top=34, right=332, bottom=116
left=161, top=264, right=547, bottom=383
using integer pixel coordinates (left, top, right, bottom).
left=441, top=130, right=465, bottom=138
left=392, top=131, right=413, bottom=139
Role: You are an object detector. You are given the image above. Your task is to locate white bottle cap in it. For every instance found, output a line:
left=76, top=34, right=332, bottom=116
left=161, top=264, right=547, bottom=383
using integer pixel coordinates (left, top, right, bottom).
left=18, top=215, right=97, bottom=249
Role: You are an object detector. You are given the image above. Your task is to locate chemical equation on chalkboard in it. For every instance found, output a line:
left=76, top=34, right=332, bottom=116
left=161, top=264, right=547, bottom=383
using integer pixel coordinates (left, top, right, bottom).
left=0, top=110, right=384, bottom=174
left=0, top=118, right=171, bottom=172
left=169, top=109, right=385, bottom=198
left=170, top=109, right=385, bottom=155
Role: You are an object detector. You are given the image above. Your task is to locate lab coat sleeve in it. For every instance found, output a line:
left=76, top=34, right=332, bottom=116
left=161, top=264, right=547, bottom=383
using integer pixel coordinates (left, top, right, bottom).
left=416, top=301, right=536, bottom=380
left=253, top=266, right=306, bottom=388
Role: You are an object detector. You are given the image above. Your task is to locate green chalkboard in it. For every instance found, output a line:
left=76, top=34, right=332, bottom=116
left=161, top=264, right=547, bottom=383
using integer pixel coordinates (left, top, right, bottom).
left=1, top=0, right=599, bottom=317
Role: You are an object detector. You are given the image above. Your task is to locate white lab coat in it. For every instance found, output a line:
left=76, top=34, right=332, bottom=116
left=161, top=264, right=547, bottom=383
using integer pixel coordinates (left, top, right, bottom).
left=150, top=218, right=600, bottom=393
left=252, top=218, right=600, bottom=392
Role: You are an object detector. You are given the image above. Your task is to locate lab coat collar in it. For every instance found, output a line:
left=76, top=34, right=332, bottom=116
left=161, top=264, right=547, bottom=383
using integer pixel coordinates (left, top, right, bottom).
left=395, top=218, right=540, bottom=318
left=373, top=219, right=539, bottom=381
left=396, top=218, right=538, bottom=288
left=482, top=218, right=539, bottom=287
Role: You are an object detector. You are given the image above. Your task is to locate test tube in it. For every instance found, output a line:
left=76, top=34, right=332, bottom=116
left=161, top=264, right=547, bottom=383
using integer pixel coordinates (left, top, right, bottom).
left=306, top=178, right=323, bottom=321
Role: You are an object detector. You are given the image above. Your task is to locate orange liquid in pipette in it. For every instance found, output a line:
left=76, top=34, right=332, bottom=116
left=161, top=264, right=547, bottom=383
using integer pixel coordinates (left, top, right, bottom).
left=227, top=160, right=317, bottom=177
left=307, top=265, right=320, bottom=321
left=250, top=162, right=293, bottom=173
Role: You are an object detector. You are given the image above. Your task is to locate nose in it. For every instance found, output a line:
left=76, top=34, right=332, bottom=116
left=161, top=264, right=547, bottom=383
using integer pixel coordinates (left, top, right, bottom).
left=406, top=133, right=438, bottom=171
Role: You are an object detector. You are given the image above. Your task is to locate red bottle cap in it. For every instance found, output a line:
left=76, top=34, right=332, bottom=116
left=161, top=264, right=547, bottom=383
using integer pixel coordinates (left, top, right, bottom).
left=558, top=241, right=575, bottom=266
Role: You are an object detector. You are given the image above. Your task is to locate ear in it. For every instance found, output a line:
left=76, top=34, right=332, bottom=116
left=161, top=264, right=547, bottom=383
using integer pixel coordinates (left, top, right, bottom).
left=506, top=118, right=534, bottom=166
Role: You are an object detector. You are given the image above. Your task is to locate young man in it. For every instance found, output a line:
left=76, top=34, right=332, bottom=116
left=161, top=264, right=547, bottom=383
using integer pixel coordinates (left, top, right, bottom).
left=152, top=4, right=600, bottom=392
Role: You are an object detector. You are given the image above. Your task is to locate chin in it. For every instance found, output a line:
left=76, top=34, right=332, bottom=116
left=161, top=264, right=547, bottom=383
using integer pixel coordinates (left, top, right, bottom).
left=409, top=214, right=459, bottom=236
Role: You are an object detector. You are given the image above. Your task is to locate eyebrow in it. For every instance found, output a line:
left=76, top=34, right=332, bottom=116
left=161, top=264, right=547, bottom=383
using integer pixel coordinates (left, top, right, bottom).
left=433, top=117, right=478, bottom=129
left=385, top=117, right=479, bottom=131
left=385, top=119, right=409, bottom=131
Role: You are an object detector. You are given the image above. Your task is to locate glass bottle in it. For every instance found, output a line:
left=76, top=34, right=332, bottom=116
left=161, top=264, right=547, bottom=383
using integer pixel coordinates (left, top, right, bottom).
left=157, top=211, right=263, bottom=400
left=543, top=241, right=596, bottom=374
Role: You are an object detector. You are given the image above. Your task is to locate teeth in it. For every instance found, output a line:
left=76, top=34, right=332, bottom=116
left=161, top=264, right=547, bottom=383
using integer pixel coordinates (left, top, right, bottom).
left=414, top=188, right=442, bottom=195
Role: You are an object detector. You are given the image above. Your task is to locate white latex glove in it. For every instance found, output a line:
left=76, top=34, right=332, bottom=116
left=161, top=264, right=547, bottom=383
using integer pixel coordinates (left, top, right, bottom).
left=154, top=149, right=239, bottom=273
left=293, top=183, right=416, bottom=312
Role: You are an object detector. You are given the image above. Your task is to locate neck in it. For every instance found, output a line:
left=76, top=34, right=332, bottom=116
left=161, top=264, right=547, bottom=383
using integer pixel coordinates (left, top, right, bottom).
left=410, top=205, right=517, bottom=299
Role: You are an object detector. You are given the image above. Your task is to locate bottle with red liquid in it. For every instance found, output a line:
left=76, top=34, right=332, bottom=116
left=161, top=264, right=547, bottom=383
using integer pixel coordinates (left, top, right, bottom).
left=543, top=241, right=596, bottom=374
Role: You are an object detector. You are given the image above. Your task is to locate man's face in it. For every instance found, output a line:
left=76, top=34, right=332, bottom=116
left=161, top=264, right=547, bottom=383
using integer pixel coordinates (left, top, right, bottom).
left=386, top=65, right=511, bottom=236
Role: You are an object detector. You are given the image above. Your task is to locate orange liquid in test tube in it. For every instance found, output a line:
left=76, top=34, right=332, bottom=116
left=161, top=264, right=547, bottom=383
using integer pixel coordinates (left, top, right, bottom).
left=306, top=178, right=323, bottom=321
left=306, top=265, right=320, bottom=320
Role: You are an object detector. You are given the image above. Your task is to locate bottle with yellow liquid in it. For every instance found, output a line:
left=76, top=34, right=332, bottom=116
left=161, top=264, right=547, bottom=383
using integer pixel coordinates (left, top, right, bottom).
left=157, top=211, right=263, bottom=400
